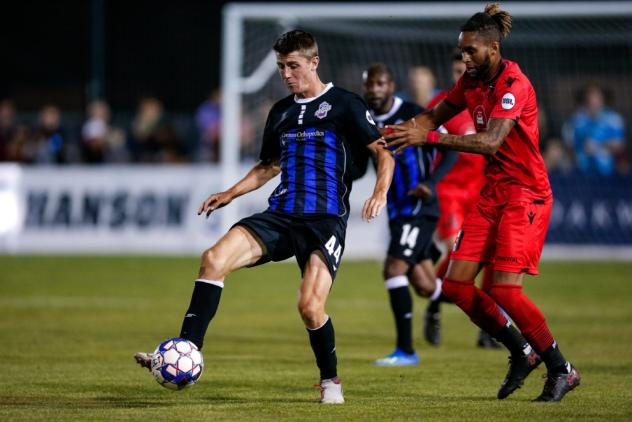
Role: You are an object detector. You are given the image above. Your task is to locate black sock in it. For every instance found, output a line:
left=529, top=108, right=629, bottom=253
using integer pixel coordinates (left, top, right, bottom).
left=307, top=316, right=337, bottom=380
left=388, top=286, right=414, bottom=354
left=541, top=341, right=568, bottom=373
left=495, top=323, right=530, bottom=356
left=427, top=292, right=450, bottom=314
left=179, top=280, right=223, bottom=350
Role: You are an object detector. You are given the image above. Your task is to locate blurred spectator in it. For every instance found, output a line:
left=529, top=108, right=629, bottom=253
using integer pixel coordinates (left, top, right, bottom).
left=562, top=83, right=626, bottom=176
left=130, top=97, right=186, bottom=163
left=29, top=105, right=69, bottom=164
left=81, top=99, right=127, bottom=163
left=0, top=99, right=18, bottom=161
left=408, top=66, right=438, bottom=108
left=195, top=89, right=222, bottom=162
left=538, top=105, right=572, bottom=174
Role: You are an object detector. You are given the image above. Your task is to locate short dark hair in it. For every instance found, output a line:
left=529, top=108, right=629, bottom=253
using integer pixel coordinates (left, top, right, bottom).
left=461, top=3, right=512, bottom=43
left=273, top=29, right=319, bottom=59
left=363, top=62, right=395, bottom=82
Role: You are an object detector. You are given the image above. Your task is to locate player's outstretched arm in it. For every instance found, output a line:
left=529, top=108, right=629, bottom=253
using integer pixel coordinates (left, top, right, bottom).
left=198, top=159, right=281, bottom=218
left=385, top=117, right=515, bottom=156
left=362, top=138, right=394, bottom=222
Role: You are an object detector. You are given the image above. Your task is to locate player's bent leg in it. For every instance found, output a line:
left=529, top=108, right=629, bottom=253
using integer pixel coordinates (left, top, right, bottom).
left=300, top=251, right=343, bottom=404
left=408, top=260, right=442, bottom=346
left=375, top=256, right=418, bottom=364
left=134, top=227, right=266, bottom=372
left=489, top=271, right=578, bottom=401
left=477, top=265, right=502, bottom=349
left=198, top=225, right=266, bottom=281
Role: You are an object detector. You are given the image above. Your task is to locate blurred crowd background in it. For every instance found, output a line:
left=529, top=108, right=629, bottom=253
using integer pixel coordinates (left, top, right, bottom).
left=1, top=0, right=631, bottom=176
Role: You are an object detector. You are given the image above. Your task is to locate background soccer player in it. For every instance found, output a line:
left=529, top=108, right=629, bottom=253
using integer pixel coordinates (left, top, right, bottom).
left=135, top=29, right=394, bottom=404
left=384, top=3, right=580, bottom=402
left=424, top=50, right=500, bottom=349
left=362, top=63, right=457, bottom=366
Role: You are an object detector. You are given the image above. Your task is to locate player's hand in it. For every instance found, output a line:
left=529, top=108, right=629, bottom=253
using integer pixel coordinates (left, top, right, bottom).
left=362, top=192, right=387, bottom=222
left=198, top=191, right=233, bottom=218
left=408, top=183, right=434, bottom=201
left=383, top=119, right=429, bottom=155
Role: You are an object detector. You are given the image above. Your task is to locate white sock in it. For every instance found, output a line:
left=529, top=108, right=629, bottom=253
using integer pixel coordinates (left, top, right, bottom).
left=429, top=278, right=443, bottom=301
left=384, top=275, right=409, bottom=290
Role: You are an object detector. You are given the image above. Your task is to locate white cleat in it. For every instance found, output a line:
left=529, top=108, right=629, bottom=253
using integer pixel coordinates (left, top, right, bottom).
left=317, top=377, right=345, bottom=404
left=134, top=352, right=154, bottom=372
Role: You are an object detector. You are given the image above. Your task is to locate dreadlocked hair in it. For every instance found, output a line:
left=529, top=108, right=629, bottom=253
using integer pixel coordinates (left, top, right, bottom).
left=461, top=3, right=513, bottom=42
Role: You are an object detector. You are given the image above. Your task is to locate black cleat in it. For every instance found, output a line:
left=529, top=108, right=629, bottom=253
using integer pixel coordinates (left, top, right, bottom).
left=477, top=330, right=502, bottom=349
left=533, top=365, right=580, bottom=402
left=423, top=310, right=441, bottom=346
left=497, top=350, right=542, bottom=399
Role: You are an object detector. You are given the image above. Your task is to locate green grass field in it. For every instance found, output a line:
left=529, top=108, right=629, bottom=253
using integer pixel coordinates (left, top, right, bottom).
left=1, top=257, right=631, bottom=421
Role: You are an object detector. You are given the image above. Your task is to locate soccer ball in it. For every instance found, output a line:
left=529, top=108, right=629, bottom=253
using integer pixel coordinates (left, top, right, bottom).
left=151, top=338, right=204, bottom=390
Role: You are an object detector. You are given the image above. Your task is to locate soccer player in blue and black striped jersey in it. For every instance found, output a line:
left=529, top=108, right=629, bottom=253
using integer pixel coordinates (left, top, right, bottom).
left=362, top=63, right=457, bottom=366
left=134, top=30, right=394, bottom=404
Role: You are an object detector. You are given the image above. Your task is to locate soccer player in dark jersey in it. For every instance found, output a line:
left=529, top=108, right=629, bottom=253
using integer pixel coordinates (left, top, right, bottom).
left=384, top=4, right=580, bottom=402
left=363, top=63, right=457, bottom=366
left=134, top=30, right=394, bottom=404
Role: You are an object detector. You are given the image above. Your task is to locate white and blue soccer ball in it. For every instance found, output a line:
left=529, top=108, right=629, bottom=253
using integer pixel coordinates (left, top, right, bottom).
left=151, top=338, right=204, bottom=390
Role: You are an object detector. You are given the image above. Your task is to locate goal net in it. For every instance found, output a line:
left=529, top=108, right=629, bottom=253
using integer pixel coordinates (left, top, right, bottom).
left=221, top=2, right=632, bottom=255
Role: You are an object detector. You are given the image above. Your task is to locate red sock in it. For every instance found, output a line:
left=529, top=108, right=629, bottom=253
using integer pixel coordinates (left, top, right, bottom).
left=442, top=278, right=508, bottom=336
left=481, top=265, right=494, bottom=294
left=489, top=284, right=554, bottom=354
left=436, top=250, right=451, bottom=280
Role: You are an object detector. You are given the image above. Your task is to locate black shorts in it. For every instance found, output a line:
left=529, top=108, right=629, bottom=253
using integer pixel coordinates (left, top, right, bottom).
left=234, top=210, right=347, bottom=280
left=387, top=215, right=438, bottom=264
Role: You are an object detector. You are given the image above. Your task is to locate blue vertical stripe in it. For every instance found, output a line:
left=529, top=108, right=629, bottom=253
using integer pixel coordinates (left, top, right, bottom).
left=303, top=132, right=317, bottom=213
left=283, top=139, right=297, bottom=213
left=324, top=131, right=338, bottom=214
left=406, top=148, right=421, bottom=192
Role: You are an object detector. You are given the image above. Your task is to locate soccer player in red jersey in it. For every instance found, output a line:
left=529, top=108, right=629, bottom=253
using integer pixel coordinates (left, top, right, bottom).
left=424, top=51, right=500, bottom=349
left=384, top=3, right=580, bottom=402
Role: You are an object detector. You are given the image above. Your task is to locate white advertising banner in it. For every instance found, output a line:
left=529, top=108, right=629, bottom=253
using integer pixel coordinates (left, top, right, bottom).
left=0, top=164, right=389, bottom=258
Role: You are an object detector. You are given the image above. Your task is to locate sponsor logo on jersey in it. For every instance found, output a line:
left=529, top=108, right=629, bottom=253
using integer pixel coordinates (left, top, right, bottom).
left=365, top=110, right=376, bottom=125
left=473, top=105, right=487, bottom=129
left=281, top=130, right=325, bottom=144
left=315, top=101, right=332, bottom=119
left=501, top=92, right=516, bottom=110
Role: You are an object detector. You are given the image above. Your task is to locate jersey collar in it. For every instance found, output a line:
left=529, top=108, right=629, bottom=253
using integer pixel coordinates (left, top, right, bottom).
left=372, top=96, right=404, bottom=123
left=294, top=82, right=334, bottom=104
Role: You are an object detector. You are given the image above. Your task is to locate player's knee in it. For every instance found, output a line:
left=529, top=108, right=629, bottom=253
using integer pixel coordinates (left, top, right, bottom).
left=297, top=299, right=324, bottom=327
left=442, top=278, right=471, bottom=308
left=200, top=247, right=228, bottom=279
left=382, top=258, right=408, bottom=280
left=408, top=271, right=434, bottom=297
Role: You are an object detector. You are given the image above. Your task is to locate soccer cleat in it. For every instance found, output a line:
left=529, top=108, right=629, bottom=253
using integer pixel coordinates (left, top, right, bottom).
left=373, top=348, right=419, bottom=366
left=497, top=350, right=542, bottom=399
left=134, top=352, right=154, bottom=372
left=477, top=330, right=502, bottom=349
left=317, top=377, right=345, bottom=404
left=423, top=310, right=441, bottom=346
left=533, top=364, right=580, bottom=402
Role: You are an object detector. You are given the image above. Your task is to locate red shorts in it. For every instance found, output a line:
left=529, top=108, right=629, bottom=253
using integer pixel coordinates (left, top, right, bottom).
left=451, top=198, right=552, bottom=275
left=437, top=188, right=479, bottom=239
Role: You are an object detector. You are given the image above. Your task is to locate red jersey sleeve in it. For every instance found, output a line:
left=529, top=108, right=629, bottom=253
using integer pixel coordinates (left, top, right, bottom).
left=489, top=74, right=529, bottom=121
left=444, top=76, right=466, bottom=109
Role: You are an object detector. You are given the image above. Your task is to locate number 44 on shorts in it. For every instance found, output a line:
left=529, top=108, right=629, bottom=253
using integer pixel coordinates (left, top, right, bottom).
left=325, top=235, right=342, bottom=269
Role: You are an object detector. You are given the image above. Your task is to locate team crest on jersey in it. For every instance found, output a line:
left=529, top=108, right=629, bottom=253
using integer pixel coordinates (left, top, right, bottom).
left=473, top=105, right=487, bottom=129
left=366, top=110, right=376, bottom=125
left=501, top=93, right=516, bottom=110
left=315, top=101, right=332, bottom=119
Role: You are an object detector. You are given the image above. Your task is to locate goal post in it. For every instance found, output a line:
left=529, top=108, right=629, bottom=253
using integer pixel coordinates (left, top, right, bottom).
left=220, top=2, right=632, bottom=256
